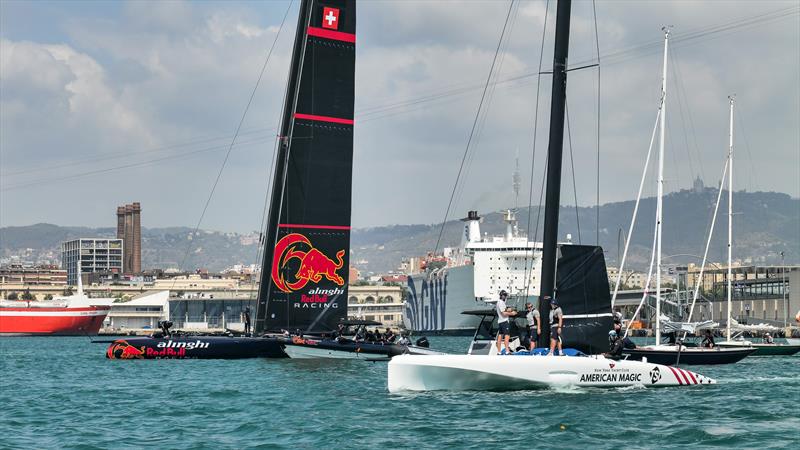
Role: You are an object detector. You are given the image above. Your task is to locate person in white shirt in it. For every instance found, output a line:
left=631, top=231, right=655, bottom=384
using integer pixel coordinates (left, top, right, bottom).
left=495, top=290, right=517, bottom=354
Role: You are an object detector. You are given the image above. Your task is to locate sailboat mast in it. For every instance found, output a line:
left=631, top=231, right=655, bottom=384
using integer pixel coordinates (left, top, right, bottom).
left=255, top=0, right=311, bottom=334
left=538, top=0, right=571, bottom=349
left=655, top=27, right=669, bottom=346
left=726, top=95, right=734, bottom=341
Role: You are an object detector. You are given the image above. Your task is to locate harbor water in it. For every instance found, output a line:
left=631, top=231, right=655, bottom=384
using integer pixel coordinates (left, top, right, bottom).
left=1, top=336, right=797, bottom=449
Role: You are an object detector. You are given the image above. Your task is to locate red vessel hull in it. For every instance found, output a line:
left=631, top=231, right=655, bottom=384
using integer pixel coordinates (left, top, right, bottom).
left=0, top=306, right=110, bottom=336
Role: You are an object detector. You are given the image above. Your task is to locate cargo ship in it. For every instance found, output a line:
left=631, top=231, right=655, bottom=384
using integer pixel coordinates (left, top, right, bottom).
left=404, top=209, right=544, bottom=334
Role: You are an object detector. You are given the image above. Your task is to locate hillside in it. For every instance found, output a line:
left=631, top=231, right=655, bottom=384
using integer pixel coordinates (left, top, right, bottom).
left=1, top=190, right=797, bottom=274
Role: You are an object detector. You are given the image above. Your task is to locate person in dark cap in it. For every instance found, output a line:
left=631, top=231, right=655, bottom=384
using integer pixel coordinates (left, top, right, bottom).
left=495, top=290, right=517, bottom=355
left=547, top=296, right=563, bottom=356
left=525, top=302, right=541, bottom=351
left=605, top=329, right=624, bottom=359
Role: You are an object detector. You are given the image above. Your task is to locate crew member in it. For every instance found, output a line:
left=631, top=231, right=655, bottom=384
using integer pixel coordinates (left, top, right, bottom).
left=495, top=290, right=517, bottom=355
left=764, top=333, right=774, bottom=344
left=243, top=307, right=252, bottom=336
left=548, top=296, right=563, bottom=356
left=701, top=329, right=715, bottom=348
left=525, top=302, right=541, bottom=351
left=605, top=329, right=624, bottom=359
left=397, top=334, right=411, bottom=346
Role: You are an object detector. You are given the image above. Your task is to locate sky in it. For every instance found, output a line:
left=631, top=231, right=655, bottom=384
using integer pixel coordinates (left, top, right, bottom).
left=1, top=0, right=798, bottom=233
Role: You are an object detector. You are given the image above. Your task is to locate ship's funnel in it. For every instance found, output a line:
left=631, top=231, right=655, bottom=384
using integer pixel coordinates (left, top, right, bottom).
left=461, top=211, right=482, bottom=244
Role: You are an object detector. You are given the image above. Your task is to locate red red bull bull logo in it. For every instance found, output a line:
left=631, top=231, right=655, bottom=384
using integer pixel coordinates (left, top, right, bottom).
left=271, top=233, right=346, bottom=293
left=106, top=340, right=145, bottom=359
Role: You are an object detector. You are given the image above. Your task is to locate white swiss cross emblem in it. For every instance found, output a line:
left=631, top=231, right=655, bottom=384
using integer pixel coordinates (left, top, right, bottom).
left=322, top=7, right=339, bottom=30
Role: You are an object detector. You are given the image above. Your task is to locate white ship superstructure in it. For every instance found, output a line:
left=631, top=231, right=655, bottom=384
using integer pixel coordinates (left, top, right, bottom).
left=404, top=210, right=543, bottom=334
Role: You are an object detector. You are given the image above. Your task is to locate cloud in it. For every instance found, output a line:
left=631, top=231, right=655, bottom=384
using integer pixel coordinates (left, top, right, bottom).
left=1, top=0, right=798, bottom=235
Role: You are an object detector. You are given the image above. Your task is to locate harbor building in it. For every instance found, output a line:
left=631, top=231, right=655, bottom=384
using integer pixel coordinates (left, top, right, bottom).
left=0, top=265, right=67, bottom=286
left=348, top=285, right=405, bottom=329
left=61, top=238, right=123, bottom=285
left=683, top=265, right=798, bottom=327
left=117, top=202, right=142, bottom=274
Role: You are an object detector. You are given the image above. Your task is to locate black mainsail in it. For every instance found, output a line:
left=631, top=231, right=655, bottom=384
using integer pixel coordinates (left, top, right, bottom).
left=255, top=0, right=356, bottom=334
left=554, top=244, right=614, bottom=354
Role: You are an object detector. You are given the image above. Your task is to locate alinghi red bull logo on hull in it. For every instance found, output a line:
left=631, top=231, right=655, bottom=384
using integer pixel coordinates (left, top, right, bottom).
left=271, top=233, right=345, bottom=293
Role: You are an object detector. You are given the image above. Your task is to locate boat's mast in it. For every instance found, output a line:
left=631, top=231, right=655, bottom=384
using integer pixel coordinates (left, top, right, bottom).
left=726, top=95, right=734, bottom=341
left=254, top=0, right=311, bottom=334
left=655, top=27, right=669, bottom=346
left=537, top=0, right=571, bottom=349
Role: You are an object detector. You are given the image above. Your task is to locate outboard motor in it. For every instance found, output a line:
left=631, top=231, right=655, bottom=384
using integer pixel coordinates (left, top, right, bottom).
left=415, top=336, right=430, bottom=348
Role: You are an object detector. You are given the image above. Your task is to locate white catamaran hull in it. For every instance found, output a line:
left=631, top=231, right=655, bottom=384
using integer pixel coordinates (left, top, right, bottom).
left=387, top=354, right=715, bottom=392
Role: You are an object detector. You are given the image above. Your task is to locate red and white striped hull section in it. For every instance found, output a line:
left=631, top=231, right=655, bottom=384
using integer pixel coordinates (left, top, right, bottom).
left=0, top=306, right=110, bottom=336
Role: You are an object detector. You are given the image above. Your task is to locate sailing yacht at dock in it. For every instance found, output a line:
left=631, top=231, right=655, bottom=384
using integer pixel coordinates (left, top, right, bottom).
left=619, top=34, right=753, bottom=366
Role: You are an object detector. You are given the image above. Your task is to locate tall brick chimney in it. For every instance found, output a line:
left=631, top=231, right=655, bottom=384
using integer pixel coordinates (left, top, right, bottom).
left=116, top=207, right=126, bottom=241
left=124, top=204, right=133, bottom=274
left=117, top=202, right=143, bottom=275
left=131, top=202, right=141, bottom=274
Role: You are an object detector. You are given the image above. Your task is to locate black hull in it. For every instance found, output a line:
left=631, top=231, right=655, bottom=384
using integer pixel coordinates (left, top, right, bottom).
left=622, top=347, right=756, bottom=365
left=106, top=336, right=287, bottom=359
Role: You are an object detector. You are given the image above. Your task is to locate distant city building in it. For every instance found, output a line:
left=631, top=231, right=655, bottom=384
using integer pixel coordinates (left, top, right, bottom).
left=117, top=202, right=142, bottom=274
left=348, top=285, right=405, bottom=329
left=380, top=274, right=408, bottom=284
left=693, top=176, right=705, bottom=193
left=61, top=238, right=123, bottom=285
left=0, top=264, right=67, bottom=286
left=349, top=265, right=360, bottom=282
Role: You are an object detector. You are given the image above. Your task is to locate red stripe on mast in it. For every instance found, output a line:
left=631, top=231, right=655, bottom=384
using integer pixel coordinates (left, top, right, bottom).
left=279, top=223, right=351, bottom=231
left=307, top=26, right=356, bottom=43
left=294, top=113, right=354, bottom=125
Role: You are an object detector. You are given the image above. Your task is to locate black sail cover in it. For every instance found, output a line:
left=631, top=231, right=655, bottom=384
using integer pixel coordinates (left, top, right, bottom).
left=555, top=245, right=614, bottom=354
left=256, top=0, right=355, bottom=333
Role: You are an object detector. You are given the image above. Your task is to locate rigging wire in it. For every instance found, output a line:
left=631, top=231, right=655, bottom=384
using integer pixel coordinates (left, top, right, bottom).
left=248, top=128, right=284, bottom=301
left=565, top=102, right=581, bottom=244
left=171, top=0, right=293, bottom=281
left=522, top=0, right=550, bottom=298
left=432, top=0, right=516, bottom=256
left=0, top=136, right=274, bottom=191
left=1, top=125, right=276, bottom=177
left=450, top=0, right=520, bottom=226
left=667, top=49, right=696, bottom=187
left=669, top=45, right=706, bottom=183
left=734, top=105, right=760, bottom=192
left=592, top=0, right=601, bottom=245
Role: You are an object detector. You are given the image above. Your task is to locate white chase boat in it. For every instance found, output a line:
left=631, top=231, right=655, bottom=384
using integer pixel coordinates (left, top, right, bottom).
left=388, top=354, right=714, bottom=392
